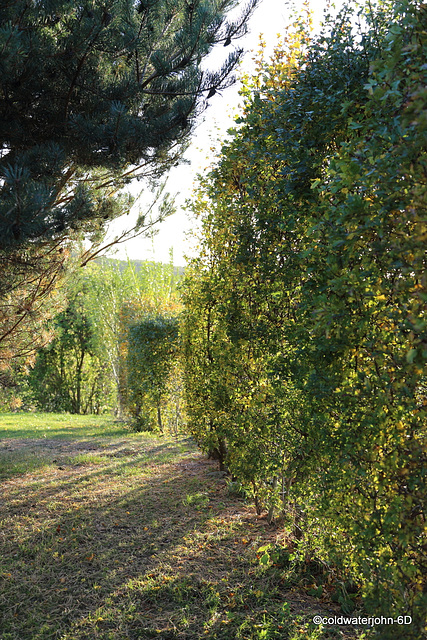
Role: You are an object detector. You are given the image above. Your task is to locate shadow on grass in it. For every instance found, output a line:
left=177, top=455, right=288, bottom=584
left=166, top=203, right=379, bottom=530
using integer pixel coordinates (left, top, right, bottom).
left=0, top=439, right=362, bottom=640
left=0, top=432, right=191, bottom=480
left=0, top=450, right=210, bottom=639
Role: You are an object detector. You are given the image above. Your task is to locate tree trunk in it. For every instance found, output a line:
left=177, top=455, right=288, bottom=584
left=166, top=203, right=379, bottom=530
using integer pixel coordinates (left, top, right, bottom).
left=157, top=405, right=163, bottom=433
left=267, top=476, right=278, bottom=524
left=75, top=351, right=85, bottom=414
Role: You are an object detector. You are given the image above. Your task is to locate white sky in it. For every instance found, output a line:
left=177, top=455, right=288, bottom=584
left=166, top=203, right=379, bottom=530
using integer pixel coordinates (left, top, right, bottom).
left=104, top=0, right=344, bottom=267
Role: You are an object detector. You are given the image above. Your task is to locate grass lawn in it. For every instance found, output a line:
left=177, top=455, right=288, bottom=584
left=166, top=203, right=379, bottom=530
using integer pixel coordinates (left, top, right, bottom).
left=0, top=412, right=127, bottom=439
left=0, top=413, right=366, bottom=640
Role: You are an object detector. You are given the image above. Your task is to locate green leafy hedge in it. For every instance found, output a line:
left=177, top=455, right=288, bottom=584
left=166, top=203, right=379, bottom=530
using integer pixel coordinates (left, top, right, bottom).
left=181, top=2, right=426, bottom=636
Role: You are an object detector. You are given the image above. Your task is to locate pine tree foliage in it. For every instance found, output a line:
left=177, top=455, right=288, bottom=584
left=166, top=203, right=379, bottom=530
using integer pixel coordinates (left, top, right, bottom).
left=0, top=0, right=257, bottom=250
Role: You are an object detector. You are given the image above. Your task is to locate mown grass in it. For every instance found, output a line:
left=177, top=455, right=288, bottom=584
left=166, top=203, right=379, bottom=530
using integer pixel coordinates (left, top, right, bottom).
left=0, top=414, right=367, bottom=640
left=0, top=412, right=126, bottom=439
left=0, top=413, right=150, bottom=480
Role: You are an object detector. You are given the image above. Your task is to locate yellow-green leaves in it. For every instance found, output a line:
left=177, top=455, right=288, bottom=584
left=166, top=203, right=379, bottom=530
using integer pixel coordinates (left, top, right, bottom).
left=182, top=2, right=426, bottom=636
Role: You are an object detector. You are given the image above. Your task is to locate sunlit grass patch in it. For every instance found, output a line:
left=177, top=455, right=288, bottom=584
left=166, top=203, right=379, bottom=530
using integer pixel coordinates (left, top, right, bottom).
left=182, top=490, right=210, bottom=509
left=65, top=452, right=112, bottom=466
left=0, top=412, right=128, bottom=439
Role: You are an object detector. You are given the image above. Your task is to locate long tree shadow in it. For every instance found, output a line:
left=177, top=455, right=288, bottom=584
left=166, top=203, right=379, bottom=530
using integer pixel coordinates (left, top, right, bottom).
left=0, top=439, right=361, bottom=640
left=0, top=441, right=229, bottom=639
left=0, top=433, right=191, bottom=480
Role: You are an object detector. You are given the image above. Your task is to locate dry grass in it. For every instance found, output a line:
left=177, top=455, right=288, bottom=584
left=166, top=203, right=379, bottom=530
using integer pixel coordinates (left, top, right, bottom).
left=0, top=419, right=367, bottom=640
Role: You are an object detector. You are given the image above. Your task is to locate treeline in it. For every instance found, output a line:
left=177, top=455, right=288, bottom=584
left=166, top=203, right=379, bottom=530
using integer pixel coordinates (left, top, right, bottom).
left=3, top=258, right=183, bottom=432
left=180, top=1, right=425, bottom=637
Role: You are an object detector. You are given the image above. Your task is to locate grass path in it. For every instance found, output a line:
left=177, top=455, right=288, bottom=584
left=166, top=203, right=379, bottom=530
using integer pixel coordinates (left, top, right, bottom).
left=0, top=415, right=364, bottom=640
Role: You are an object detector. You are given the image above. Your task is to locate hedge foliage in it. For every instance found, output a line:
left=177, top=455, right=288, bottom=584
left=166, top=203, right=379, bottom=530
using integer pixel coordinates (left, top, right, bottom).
left=181, top=2, right=426, bottom=636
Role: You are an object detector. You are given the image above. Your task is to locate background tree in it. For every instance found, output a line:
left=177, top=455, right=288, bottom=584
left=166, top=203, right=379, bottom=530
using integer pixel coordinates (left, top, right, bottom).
left=28, top=278, right=115, bottom=413
left=0, top=243, right=68, bottom=372
left=84, top=256, right=182, bottom=416
left=25, top=256, right=183, bottom=416
left=126, top=315, right=180, bottom=431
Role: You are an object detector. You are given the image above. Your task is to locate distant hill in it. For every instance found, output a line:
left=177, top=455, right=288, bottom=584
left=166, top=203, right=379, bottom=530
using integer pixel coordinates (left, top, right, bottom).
left=94, top=256, right=185, bottom=277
